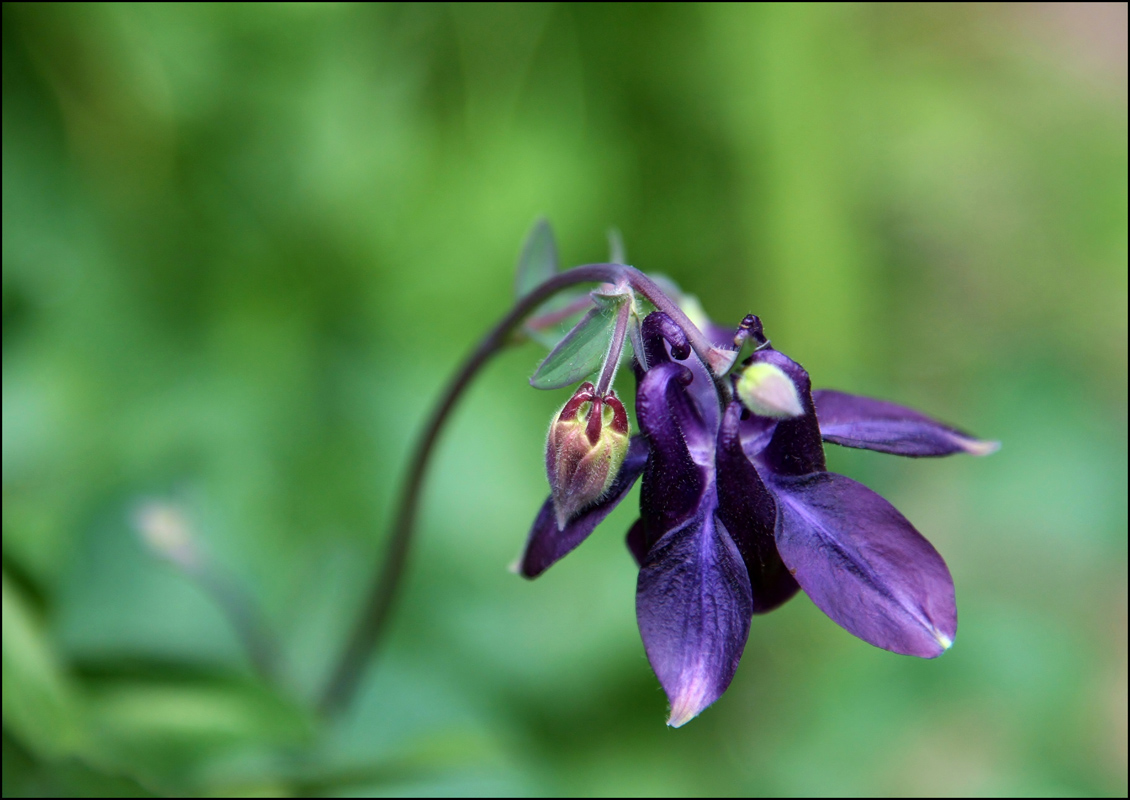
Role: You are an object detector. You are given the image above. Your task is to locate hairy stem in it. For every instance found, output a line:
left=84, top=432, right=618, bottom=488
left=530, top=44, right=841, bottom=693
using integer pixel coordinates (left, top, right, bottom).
left=623, top=268, right=721, bottom=370
left=319, top=263, right=720, bottom=714
left=595, top=299, right=631, bottom=397
left=523, top=294, right=595, bottom=331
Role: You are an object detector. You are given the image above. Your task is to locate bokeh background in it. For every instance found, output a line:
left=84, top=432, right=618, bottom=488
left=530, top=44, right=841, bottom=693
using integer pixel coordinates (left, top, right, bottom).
left=3, top=3, right=1126, bottom=796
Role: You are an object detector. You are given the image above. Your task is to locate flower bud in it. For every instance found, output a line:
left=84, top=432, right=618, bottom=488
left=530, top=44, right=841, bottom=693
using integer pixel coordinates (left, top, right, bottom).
left=546, top=382, right=630, bottom=528
left=735, top=360, right=805, bottom=418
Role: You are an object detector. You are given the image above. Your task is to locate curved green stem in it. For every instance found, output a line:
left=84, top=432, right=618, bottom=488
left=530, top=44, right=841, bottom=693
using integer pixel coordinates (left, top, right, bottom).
left=595, top=299, right=631, bottom=397
left=318, top=263, right=721, bottom=714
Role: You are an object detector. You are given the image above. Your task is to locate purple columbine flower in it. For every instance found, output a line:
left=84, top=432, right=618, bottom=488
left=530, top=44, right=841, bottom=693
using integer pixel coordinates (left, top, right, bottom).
left=521, top=296, right=997, bottom=726
left=318, top=225, right=999, bottom=720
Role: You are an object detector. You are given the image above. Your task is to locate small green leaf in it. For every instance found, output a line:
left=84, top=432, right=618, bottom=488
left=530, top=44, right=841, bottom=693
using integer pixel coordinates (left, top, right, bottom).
left=530, top=307, right=615, bottom=390
left=514, top=218, right=559, bottom=299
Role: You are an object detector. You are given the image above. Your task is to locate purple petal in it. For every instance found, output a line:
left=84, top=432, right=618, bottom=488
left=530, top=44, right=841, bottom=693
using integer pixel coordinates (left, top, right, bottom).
left=813, top=390, right=1000, bottom=458
left=636, top=362, right=708, bottom=534
left=770, top=471, right=957, bottom=657
left=749, top=350, right=826, bottom=476
left=636, top=504, right=753, bottom=727
left=519, top=436, right=648, bottom=578
left=740, top=413, right=777, bottom=461
left=716, top=403, right=799, bottom=613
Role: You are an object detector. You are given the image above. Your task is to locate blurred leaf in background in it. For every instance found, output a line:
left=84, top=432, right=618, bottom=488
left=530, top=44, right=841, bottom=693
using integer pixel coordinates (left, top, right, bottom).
left=3, top=2, right=1126, bottom=796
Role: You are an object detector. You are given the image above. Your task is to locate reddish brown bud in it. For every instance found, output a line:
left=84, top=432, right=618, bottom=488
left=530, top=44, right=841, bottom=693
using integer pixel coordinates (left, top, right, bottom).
left=546, top=385, right=631, bottom=528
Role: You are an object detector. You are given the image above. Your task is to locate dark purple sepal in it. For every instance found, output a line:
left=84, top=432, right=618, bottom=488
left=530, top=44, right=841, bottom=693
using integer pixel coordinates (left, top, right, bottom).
left=636, top=505, right=753, bottom=727
left=636, top=362, right=708, bottom=534
left=715, top=402, right=799, bottom=613
left=769, top=471, right=957, bottom=657
left=813, top=390, right=1000, bottom=458
left=519, top=436, right=648, bottom=579
left=640, top=312, right=719, bottom=433
left=640, top=312, right=691, bottom=366
left=749, top=350, right=826, bottom=476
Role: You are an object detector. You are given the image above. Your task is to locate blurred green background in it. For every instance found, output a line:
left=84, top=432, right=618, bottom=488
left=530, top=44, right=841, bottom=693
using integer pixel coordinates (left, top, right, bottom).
left=3, top=3, right=1126, bottom=796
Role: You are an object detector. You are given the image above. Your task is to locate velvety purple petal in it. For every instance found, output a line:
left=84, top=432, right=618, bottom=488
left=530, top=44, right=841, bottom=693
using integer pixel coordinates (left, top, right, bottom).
left=519, top=436, right=648, bottom=578
left=636, top=362, right=708, bottom=533
left=716, top=403, right=800, bottom=613
left=750, top=350, right=825, bottom=476
left=813, top=390, right=1000, bottom=458
left=681, top=355, right=721, bottom=436
left=770, top=471, right=957, bottom=657
left=740, top=413, right=777, bottom=461
left=636, top=504, right=753, bottom=727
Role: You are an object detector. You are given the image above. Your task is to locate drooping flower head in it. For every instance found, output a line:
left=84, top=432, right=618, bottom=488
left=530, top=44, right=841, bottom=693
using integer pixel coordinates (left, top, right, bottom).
left=514, top=224, right=997, bottom=726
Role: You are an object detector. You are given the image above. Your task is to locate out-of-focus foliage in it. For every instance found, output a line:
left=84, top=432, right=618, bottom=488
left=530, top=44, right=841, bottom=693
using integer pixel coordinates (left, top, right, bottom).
left=3, top=3, right=1126, bottom=796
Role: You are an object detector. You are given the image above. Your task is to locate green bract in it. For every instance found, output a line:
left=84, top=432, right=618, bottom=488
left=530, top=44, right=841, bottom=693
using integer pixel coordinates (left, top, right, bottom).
left=529, top=293, right=629, bottom=390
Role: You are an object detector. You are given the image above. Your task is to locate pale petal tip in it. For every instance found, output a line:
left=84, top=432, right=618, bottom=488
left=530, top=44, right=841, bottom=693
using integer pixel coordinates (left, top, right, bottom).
left=664, top=672, right=712, bottom=728
left=666, top=701, right=700, bottom=728
left=933, top=629, right=954, bottom=652
left=548, top=491, right=575, bottom=531
left=958, top=436, right=1001, bottom=457
left=507, top=556, right=522, bottom=575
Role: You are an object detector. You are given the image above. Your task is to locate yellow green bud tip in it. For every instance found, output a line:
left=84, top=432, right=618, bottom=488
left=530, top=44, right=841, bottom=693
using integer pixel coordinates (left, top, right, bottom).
left=735, top=361, right=805, bottom=418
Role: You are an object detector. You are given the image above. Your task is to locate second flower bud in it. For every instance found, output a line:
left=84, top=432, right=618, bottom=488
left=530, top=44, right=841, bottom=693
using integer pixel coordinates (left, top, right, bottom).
left=546, top=382, right=630, bottom=529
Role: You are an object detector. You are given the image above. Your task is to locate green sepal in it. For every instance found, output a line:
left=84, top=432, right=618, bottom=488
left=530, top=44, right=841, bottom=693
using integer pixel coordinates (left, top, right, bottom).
left=530, top=307, right=614, bottom=390
left=530, top=291, right=630, bottom=390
